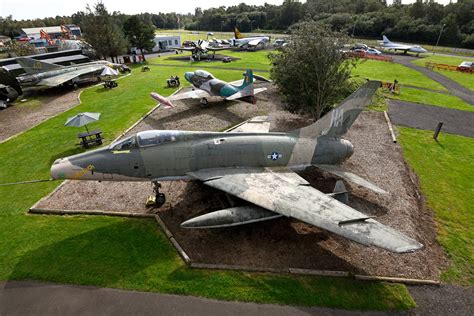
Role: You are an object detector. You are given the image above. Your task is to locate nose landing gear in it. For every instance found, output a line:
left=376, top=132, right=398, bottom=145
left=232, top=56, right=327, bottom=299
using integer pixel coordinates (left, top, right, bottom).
left=146, top=181, right=166, bottom=208
left=199, top=97, right=209, bottom=107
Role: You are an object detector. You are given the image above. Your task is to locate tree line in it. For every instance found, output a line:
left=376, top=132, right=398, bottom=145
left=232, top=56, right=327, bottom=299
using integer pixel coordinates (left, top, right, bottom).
left=1, top=0, right=473, bottom=49
left=188, top=0, right=473, bottom=48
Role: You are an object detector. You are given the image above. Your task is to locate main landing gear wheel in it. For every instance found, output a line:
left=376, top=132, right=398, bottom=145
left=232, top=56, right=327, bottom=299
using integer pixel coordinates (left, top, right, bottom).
left=155, top=193, right=166, bottom=207
left=199, top=97, right=209, bottom=107
left=146, top=181, right=166, bottom=208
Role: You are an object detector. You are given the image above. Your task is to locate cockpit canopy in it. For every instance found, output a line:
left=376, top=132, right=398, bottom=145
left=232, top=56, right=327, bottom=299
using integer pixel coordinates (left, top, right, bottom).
left=110, top=136, right=136, bottom=151
left=110, top=131, right=181, bottom=150
left=136, top=130, right=180, bottom=147
left=194, top=70, right=214, bottom=79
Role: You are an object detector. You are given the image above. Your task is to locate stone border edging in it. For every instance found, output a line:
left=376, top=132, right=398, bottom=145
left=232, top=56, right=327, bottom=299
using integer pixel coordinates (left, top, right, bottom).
left=384, top=110, right=397, bottom=143
left=29, top=208, right=154, bottom=218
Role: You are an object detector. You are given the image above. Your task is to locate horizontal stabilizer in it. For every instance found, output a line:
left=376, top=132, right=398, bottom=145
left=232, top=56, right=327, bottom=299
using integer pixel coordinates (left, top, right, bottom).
left=315, top=164, right=387, bottom=194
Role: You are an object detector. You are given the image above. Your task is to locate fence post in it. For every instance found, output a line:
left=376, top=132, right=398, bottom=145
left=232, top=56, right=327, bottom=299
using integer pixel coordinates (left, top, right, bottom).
left=433, top=122, right=444, bottom=140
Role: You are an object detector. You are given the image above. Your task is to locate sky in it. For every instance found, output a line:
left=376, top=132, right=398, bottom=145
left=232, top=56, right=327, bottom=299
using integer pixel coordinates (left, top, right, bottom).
left=1, top=0, right=455, bottom=20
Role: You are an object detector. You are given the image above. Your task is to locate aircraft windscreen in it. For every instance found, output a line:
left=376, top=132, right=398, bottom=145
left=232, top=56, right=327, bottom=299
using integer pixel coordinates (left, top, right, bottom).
left=195, top=70, right=214, bottom=79
left=111, top=136, right=136, bottom=150
left=137, top=131, right=180, bottom=147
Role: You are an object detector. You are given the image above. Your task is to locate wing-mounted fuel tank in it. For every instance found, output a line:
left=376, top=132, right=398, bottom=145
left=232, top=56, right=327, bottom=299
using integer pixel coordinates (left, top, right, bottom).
left=311, top=136, right=354, bottom=165
left=181, top=181, right=350, bottom=229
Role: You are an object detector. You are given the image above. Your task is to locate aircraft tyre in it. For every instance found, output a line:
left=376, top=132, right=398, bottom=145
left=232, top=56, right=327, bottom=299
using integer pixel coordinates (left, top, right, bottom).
left=155, top=193, right=166, bottom=207
left=200, top=98, right=209, bottom=107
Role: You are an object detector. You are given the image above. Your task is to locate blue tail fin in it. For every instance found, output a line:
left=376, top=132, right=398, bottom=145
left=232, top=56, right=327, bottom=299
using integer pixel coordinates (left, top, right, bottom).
left=238, top=69, right=254, bottom=90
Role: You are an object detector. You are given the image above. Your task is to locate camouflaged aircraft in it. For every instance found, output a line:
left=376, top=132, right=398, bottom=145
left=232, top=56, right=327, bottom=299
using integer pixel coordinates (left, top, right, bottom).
left=15, top=57, right=120, bottom=88
left=51, top=80, right=423, bottom=253
left=151, top=69, right=267, bottom=107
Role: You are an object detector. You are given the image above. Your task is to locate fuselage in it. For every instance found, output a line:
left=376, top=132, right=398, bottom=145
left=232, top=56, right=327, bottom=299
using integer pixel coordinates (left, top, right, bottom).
left=380, top=42, right=427, bottom=54
left=232, top=36, right=269, bottom=48
left=184, top=70, right=240, bottom=97
left=17, top=61, right=111, bottom=86
left=51, top=130, right=354, bottom=182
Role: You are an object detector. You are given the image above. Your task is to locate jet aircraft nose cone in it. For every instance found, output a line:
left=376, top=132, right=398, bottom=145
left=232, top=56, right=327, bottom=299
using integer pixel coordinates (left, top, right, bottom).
left=51, top=158, right=72, bottom=180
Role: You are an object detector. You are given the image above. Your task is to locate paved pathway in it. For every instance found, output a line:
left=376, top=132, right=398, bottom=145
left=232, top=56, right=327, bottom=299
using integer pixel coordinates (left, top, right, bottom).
left=388, top=100, right=474, bottom=138
left=1, top=280, right=473, bottom=315
left=0, top=280, right=382, bottom=316
left=391, top=55, right=474, bottom=106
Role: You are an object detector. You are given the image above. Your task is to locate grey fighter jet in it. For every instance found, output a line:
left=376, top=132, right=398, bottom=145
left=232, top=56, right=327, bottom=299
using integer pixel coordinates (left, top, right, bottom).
left=379, top=35, right=428, bottom=54
left=15, top=57, right=119, bottom=88
left=151, top=69, right=267, bottom=107
left=51, top=81, right=423, bottom=253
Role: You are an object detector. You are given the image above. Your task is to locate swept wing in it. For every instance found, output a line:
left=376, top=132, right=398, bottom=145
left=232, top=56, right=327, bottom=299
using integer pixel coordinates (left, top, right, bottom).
left=37, top=65, right=104, bottom=87
left=188, top=167, right=423, bottom=253
left=169, top=89, right=209, bottom=100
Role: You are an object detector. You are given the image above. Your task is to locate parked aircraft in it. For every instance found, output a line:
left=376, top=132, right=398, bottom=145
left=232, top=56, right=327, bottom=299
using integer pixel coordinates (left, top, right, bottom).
left=0, top=67, right=22, bottom=107
left=150, top=69, right=267, bottom=107
left=231, top=28, right=269, bottom=50
left=15, top=58, right=121, bottom=88
left=379, top=35, right=427, bottom=54
left=50, top=81, right=423, bottom=253
left=172, top=40, right=231, bottom=61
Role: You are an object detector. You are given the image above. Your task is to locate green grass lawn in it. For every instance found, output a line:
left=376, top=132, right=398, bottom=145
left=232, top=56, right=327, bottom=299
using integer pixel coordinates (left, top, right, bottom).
left=0, top=63, right=415, bottom=310
left=412, top=55, right=474, bottom=91
left=352, top=59, right=447, bottom=91
left=398, top=128, right=474, bottom=286
left=387, top=87, right=474, bottom=112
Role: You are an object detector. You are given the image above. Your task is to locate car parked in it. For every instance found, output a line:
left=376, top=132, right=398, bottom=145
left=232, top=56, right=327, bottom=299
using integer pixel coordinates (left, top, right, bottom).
left=457, top=61, right=473, bottom=73
left=366, top=48, right=382, bottom=55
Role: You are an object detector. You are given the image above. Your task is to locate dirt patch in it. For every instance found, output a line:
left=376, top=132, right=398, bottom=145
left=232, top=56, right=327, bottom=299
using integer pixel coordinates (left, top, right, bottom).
left=36, top=83, right=448, bottom=279
left=0, top=88, right=81, bottom=142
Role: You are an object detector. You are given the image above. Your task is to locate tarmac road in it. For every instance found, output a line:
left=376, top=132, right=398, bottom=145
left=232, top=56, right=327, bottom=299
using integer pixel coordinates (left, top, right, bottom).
left=391, top=55, right=474, bottom=106
left=0, top=280, right=382, bottom=316
left=1, top=280, right=473, bottom=315
left=388, top=99, right=474, bottom=138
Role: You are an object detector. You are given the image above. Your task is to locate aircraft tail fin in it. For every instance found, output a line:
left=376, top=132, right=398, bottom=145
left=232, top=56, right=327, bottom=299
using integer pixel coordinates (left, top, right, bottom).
left=238, top=69, right=254, bottom=89
left=16, top=57, right=63, bottom=74
left=290, top=80, right=381, bottom=139
left=234, top=27, right=244, bottom=39
left=382, top=35, right=391, bottom=44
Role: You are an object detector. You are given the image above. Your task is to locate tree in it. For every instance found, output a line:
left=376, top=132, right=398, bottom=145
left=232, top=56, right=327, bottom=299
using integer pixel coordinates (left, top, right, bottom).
left=5, top=40, right=35, bottom=57
left=80, top=1, right=127, bottom=61
left=269, top=21, right=356, bottom=119
left=123, top=16, right=155, bottom=61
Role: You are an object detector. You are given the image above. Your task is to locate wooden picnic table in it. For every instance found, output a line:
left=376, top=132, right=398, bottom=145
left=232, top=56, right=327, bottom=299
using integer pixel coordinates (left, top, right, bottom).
left=78, top=129, right=103, bottom=148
